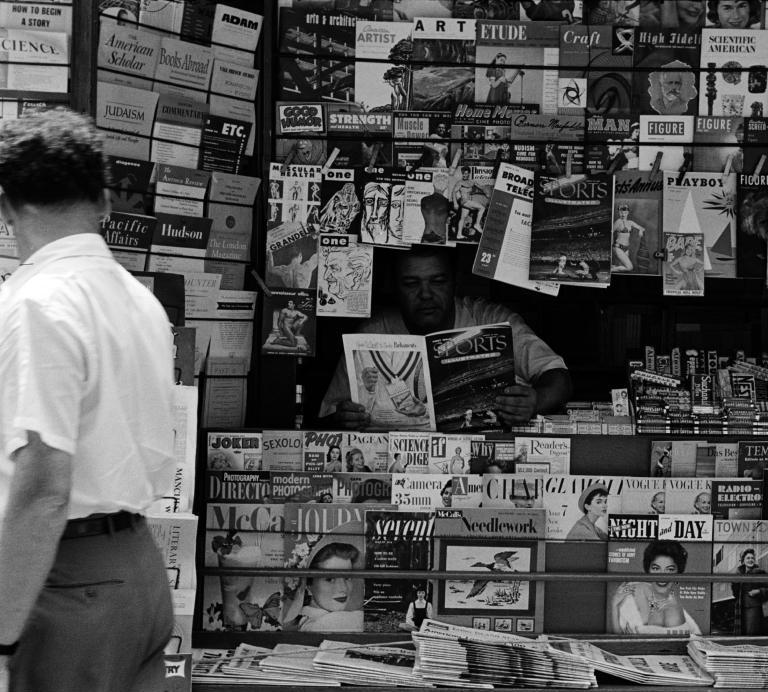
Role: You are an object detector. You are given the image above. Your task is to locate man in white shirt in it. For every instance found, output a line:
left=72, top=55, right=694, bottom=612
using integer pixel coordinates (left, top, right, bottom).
left=319, top=246, right=572, bottom=429
left=0, top=109, right=176, bottom=691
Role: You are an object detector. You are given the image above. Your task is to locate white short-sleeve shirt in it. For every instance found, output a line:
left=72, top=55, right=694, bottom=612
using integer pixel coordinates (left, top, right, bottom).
left=0, top=234, right=176, bottom=519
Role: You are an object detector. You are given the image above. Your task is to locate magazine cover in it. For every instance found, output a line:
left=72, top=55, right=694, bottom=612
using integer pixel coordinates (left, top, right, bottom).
left=266, top=163, right=322, bottom=231
left=584, top=115, right=638, bottom=174
left=611, top=170, right=662, bottom=275
left=278, top=54, right=354, bottom=103
left=606, top=513, right=712, bottom=635
left=278, top=5, right=358, bottom=58
left=558, top=25, right=635, bottom=118
left=270, top=471, right=334, bottom=503
left=663, top=478, right=712, bottom=515
left=354, top=20, right=413, bottom=112
left=318, top=168, right=361, bottom=234
left=693, top=115, right=745, bottom=172
left=736, top=168, right=768, bottom=278
left=343, top=332, right=435, bottom=431
left=332, top=472, right=393, bottom=504
left=207, top=431, right=263, bottom=471
left=699, top=29, right=768, bottom=118
left=388, top=431, right=431, bottom=473
left=205, top=470, right=271, bottom=504
left=650, top=440, right=699, bottom=477
left=584, top=0, right=639, bottom=25
left=364, top=509, right=434, bottom=632
left=470, top=439, right=521, bottom=473
left=303, top=430, right=345, bottom=473
left=737, top=441, right=768, bottom=479
left=390, top=473, right=483, bottom=510
left=432, top=507, right=546, bottom=633
left=357, top=170, right=408, bottom=247
left=316, top=233, right=374, bottom=318
left=410, top=17, right=476, bottom=111
left=529, top=172, right=614, bottom=285
left=345, top=432, right=390, bottom=473
left=711, top=479, right=763, bottom=519
left=543, top=474, right=624, bottom=541
left=281, top=505, right=368, bottom=632
left=261, top=288, right=316, bottom=357
left=446, top=165, right=494, bottom=244
left=663, top=171, right=737, bottom=278
left=514, top=436, right=571, bottom=474
left=392, top=109, right=452, bottom=169
left=638, top=114, right=694, bottom=171
left=427, top=433, right=483, bottom=474
left=711, top=519, right=768, bottom=635
left=620, top=477, right=668, bottom=515
left=481, top=474, right=543, bottom=509
left=662, top=232, right=706, bottom=297
left=265, top=220, right=318, bottom=289
left=474, top=21, right=559, bottom=112
left=632, top=30, right=699, bottom=117
left=425, top=322, right=514, bottom=432
left=202, top=503, right=284, bottom=632
left=401, top=169, right=451, bottom=245
left=472, top=162, right=560, bottom=294
left=262, top=431, right=303, bottom=472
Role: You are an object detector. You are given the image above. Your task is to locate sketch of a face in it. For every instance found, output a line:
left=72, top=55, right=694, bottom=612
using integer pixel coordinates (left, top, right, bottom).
left=324, top=249, right=373, bottom=299
left=361, top=182, right=391, bottom=243
left=320, top=182, right=361, bottom=233
left=389, top=184, right=405, bottom=241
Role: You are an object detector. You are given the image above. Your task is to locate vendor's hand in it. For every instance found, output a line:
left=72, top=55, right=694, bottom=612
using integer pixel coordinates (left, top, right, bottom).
left=495, top=384, right=538, bottom=425
left=333, top=400, right=370, bottom=430
left=361, top=367, right=379, bottom=393
left=748, top=589, right=762, bottom=598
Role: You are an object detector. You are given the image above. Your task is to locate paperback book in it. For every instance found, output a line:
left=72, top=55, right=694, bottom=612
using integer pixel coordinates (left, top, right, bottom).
left=662, top=232, right=706, bottom=297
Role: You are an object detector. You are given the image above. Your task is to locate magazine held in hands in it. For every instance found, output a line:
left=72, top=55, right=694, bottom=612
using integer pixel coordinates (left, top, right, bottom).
left=344, top=322, right=514, bottom=432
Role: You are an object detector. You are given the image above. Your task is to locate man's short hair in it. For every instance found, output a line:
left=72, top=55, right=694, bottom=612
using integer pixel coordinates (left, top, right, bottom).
left=392, top=244, right=456, bottom=278
left=0, top=108, right=109, bottom=206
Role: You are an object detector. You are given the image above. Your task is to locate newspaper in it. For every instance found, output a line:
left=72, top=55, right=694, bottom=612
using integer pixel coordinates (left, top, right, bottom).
left=344, top=333, right=435, bottom=431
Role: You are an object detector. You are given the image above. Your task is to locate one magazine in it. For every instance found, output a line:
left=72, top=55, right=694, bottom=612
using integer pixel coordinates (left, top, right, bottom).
left=711, top=519, right=768, bottom=635
left=343, top=332, right=435, bottom=431
left=611, top=170, right=663, bottom=275
left=316, top=234, right=373, bottom=318
left=472, top=162, right=560, bottom=294
left=201, top=503, right=284, bottom=632
left=736, top=167, right=768, bottom=278
left=543, top=474, right=623, bottom=541
left=529, top=172, right=614, bottom=285
left=390, top=473, right=483, bottom=510
left=425, top=322, right=515, bottom=432
left=363, top=509, right=434, bottom=632
left=261, top=288, right=316, bottom=357
left=662, top=232, right=705, bottom=297
left=431, top=507, right=546, bottom=633
left=663, top=171, right=737, bottom=278
left=606, top=513, right=712, bottom=635
left=207, top=431, right=263, bottom=471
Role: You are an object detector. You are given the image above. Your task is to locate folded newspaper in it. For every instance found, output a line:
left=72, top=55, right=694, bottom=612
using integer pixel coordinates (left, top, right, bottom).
left=687, top=634, right=768, bottom=688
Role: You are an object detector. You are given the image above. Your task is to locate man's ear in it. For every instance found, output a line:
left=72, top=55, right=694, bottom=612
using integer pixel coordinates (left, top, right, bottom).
left=0, top=188, right=16, bottom=228
left=99, top=188, right=112, bottom=220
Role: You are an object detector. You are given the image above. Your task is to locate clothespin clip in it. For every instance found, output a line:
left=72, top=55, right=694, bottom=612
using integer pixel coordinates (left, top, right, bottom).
left=565, top=149, right=573, bottom=179
left=754, top=154, right=766, bottom=176
left=722, top=153, right=733, bottom=179
left=649, top=151, right=663, bottom=182
left=250, top=268, right=272, bottom=298
left=450, top=148, right=462, bottom=172
left=365, top=143, right=381, bottom=173
left=321, top=147, right=340, bottom=176
left=675, top=152, right=692, bottom=186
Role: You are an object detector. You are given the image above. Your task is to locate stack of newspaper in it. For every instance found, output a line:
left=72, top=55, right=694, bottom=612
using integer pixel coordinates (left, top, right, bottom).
left=259, top=643, right=342, bottom=685
left=687, top=635, right=768, bottom=688
left=412, top=620, right=597, bottom=688
left=549, top=638, right=714, bottom=686
left=311, top=640, right=433, bottom=688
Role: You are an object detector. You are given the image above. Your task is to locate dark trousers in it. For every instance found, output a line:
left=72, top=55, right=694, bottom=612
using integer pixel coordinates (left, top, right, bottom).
left=9, top=518, right=173, bottom=692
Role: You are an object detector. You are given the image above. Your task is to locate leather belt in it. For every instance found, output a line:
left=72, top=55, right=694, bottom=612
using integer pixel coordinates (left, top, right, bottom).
left=62, top=511, right=143, bottom=540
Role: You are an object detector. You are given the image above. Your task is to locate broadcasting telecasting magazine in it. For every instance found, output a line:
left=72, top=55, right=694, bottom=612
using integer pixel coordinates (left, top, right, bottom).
left=343, top=333, right=435, bottom=431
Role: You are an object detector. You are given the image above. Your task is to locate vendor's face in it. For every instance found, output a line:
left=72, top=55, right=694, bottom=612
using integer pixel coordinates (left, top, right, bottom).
left=717, top=0, right=751, bottom=28
left=648, top=554, right=678, bottom=587
left=395, top=254, right=455, bottom=334
left=309, top=556, right=354, bottom=612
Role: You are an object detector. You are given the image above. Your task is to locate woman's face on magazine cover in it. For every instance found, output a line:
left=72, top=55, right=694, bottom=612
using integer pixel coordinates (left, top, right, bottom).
left=309, top=556, right=354, bottom=612
left=648, top=554, right=678, bottom=587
